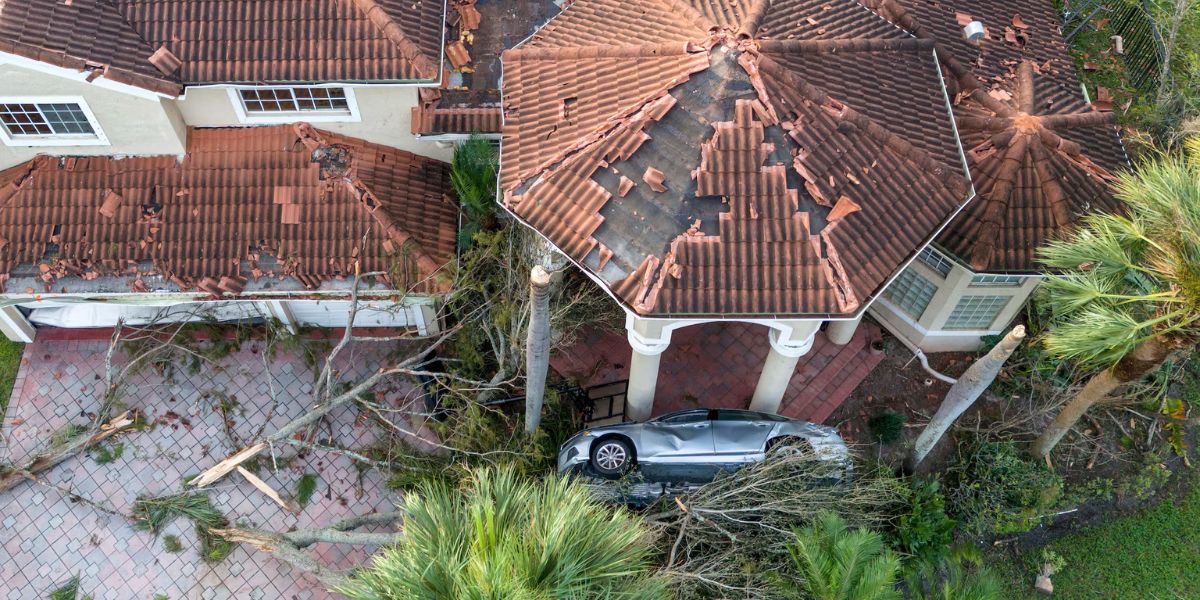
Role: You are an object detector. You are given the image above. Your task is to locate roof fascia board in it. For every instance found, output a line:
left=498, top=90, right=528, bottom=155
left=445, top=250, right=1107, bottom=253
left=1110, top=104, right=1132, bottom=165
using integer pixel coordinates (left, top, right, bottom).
left=0, top=290, right=438, bottom=306
left=0, top=51, right=175, bottom=101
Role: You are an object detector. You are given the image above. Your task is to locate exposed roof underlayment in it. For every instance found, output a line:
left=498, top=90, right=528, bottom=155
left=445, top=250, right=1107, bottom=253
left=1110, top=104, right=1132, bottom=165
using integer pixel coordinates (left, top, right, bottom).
left=500, top=0, right=977, bottom=318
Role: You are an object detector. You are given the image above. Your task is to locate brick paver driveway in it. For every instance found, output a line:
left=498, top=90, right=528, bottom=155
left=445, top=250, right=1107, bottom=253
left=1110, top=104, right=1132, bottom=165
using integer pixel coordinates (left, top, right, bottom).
left=0, top=333, right=420, bottom=599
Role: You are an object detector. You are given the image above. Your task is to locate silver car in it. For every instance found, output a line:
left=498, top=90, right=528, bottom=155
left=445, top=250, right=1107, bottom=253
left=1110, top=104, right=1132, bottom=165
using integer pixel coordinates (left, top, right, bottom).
left=557, top=408, right=849, bottom=477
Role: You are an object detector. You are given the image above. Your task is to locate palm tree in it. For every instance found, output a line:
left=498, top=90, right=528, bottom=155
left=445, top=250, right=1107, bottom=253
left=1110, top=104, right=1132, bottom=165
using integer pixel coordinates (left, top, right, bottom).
left=1031, top=138, right=1200, bottom=458
left=450, top=134, right=499, bottom=250
left=335, top=466, right=669, bottom=600
left=778, top=511, right=901, bottom=600
left=904, top=558, right=1002, bottom=600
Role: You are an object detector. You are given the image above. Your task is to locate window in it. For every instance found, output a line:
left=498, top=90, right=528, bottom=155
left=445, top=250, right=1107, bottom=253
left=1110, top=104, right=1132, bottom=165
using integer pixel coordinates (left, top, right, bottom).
left=656, top=410, right=711, bottom=424
left=916, top=247, right=953, bottom=278
left=944, top=295, right=1010, bottom=330
left=0, top=98, right=106, bottom=146
left=883, top=268, right=938, bottom=320
left=232, top=87, right=359, bottom=123
left=970, top=274, right=1025, bottom=287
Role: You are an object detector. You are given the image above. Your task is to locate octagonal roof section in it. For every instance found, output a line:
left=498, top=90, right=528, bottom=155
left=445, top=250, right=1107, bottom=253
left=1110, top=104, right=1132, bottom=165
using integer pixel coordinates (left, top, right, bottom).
left=498, top=0, right=972, bottom=319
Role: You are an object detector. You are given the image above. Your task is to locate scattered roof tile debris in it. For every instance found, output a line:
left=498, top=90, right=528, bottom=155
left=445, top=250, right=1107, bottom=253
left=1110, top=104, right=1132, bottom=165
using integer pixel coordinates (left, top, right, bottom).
left=500, top=0, right=972, bottom=317
left=0, top=0, right=447, bottom=94
left=643, top=167, right=669, bottom=193
left=0, top=125, right=458, bottom=295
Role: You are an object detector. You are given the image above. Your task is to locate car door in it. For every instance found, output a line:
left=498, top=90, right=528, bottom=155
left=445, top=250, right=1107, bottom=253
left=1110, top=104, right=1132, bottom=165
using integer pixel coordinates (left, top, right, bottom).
left=638, top=409, right=716, bottom=464
left=712, top=409, right=775, bottom=463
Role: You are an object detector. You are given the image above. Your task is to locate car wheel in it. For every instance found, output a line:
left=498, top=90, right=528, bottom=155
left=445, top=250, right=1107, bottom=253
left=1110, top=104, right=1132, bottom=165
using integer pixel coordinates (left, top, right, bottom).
left=768, top=436, right=811, bottom=457
left=591, top=438, right=633, bottom=477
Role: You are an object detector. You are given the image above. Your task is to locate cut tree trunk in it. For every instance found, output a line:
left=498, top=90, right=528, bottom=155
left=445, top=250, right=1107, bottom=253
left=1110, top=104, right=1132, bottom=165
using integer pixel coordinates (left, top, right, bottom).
left=1031, top=336, right=1173, bottom=459
left=525, top=265, right=552, bottom=433
left=0, top=411, right=136, bottom=493
left=906, top=326, right=1026, bottom=472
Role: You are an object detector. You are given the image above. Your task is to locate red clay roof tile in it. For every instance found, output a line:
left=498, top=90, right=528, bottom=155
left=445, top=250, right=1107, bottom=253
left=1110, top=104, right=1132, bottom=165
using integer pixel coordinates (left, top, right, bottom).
left=0, top=125, right=457, bottom=295
left=500, top=0, right=971, bottom=318
left=0, top=0, right=447, bottom=93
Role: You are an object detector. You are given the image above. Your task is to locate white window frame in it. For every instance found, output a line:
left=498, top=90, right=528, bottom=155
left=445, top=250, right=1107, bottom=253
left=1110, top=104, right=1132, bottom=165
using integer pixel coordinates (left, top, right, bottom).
left=969, top=274, right=1026, bottom=287
left=0, top=96, right=109, bottom=147
left=916, top=246, right=953, bottom=278
left=227, top=85, right=361, bottom=124
left=943, top=295, right=1011, bottom=330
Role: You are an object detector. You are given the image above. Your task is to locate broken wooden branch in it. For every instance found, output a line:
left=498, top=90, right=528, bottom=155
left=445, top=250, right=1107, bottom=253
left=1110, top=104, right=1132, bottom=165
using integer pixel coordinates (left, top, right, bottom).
left=237, top=466, right=300, bottom=514
left=0, top=411, right=137, bottom=494
left=212, top=509, right=404, bottom=590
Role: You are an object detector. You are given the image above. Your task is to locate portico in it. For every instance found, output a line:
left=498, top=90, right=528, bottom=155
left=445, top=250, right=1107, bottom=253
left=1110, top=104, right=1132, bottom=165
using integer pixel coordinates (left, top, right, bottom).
left=624, top=315, right=858, bottom=420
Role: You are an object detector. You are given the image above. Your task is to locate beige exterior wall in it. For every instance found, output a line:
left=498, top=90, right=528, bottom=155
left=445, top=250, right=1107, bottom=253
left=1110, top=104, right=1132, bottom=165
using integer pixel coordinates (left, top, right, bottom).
left=869, top=250, right=1041, bottom=353
left=175, top=85, right=453, bottom=162
left=0, top=63, right=187, bottom=169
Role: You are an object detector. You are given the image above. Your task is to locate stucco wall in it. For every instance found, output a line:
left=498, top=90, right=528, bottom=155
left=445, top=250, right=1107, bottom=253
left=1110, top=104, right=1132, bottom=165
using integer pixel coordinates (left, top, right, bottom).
left=869, top=257, right=1040, bottom=353
left=175, top=85, right=453, bottom=162
left=0, top=63, right=187, bottom=169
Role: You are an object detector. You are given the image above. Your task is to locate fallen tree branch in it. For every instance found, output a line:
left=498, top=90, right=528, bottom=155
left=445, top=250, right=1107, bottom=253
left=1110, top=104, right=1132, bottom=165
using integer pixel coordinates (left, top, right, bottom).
left=0, top=411, right=137, bottom=493
left=212, top=510, right=405, bottom=590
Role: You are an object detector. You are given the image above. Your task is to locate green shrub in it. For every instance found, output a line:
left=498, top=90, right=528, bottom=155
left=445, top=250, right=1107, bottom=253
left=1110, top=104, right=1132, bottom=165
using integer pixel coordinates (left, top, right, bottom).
left=892, top=478, right=956, bottom=567
left=944, top=440, right=1063, bottom=535
left=868, top=410, right=906, bottom=445
left=1118, top=458, right=1172, bottom=502
left=903, top=548, right=1003, bottom=600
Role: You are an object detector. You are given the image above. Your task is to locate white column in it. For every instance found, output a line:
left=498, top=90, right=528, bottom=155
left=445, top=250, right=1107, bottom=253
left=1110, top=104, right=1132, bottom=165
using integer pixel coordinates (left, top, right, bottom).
left=262, top=300, right=298, bottom=334
left=0, top=305, right=34, bottom=343
left=749, top=324, right=817, bottom=414
left=625, top=315, right=673, bottom=422
left=825, top=314, right=863, bottom=345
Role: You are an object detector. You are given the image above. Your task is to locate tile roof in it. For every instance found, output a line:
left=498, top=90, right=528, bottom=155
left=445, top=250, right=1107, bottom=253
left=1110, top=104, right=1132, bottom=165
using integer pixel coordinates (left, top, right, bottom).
left=499, top=0, right=971, bottom=318
left=0, top=125, right=457, bottom=295
left=861, top=0, right=1129, bottom=272
left=0, top=0, right=448, bottom=94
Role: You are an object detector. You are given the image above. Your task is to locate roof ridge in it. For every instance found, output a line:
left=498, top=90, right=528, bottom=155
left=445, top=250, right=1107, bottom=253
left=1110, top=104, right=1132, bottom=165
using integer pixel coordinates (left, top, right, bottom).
left=104, top=0, right=182, bottom=83
left=504, top=41, right=703, bottom=61
left=757, top=37, right=932, bottom=52
left=349, top=0, right=441, bottom=79
left=737, top=0, right=773, bottom=38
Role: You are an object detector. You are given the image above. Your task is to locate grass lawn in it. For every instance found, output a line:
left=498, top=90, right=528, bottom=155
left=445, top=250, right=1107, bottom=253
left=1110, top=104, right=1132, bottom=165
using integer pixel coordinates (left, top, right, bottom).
left=0, top=339, right=23, bottom=418
left=995, top=480, right=1200, bottom=599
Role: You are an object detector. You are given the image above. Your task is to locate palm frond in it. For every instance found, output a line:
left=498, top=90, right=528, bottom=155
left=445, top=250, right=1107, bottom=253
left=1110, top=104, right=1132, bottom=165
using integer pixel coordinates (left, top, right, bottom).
left=1042, top=305, right=1147, bottom=368
left=336, top=465, right=669, bottom=600
left=784, top=512, right=900, bottom=600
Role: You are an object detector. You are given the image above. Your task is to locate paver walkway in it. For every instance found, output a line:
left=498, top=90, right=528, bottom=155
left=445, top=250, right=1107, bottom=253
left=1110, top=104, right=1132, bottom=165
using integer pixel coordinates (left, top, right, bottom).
left=0, top=333, right=421, bottom=600
left=552, top=321, right=885, bottom=423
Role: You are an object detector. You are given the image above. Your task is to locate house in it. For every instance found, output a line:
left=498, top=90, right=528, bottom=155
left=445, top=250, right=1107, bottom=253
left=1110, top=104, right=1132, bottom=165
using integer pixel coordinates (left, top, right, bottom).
left=0, top=0, right=461, bottom=340
left=494, top=0, right=1125, bottom=419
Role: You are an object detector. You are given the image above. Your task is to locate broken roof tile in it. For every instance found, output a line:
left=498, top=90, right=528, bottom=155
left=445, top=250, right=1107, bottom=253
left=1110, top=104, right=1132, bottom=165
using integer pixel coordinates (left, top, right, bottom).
left=643, top=167, right=669, bottom=193
left=500, top=1, right=971, bottom=318
left=0, top=125, right=457, bottom=294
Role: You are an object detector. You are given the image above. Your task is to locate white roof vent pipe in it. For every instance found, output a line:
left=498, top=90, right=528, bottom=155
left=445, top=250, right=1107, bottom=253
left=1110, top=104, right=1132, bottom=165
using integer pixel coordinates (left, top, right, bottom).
left=963, top=21, right=986, bottom=42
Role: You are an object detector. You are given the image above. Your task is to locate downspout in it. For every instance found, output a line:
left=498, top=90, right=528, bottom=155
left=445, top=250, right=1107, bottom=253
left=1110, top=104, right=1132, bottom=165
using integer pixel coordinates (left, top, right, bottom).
left=887, top=326, right=958, bottom=385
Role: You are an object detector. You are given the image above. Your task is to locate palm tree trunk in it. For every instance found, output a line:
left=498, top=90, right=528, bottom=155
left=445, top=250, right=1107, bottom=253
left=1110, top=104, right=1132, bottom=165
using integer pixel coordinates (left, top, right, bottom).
left=525, top=265, right=552, bottom=433
left=906, top=326, right=1026, bottom=472
left=1031, top=336, right=1173, bottom=459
